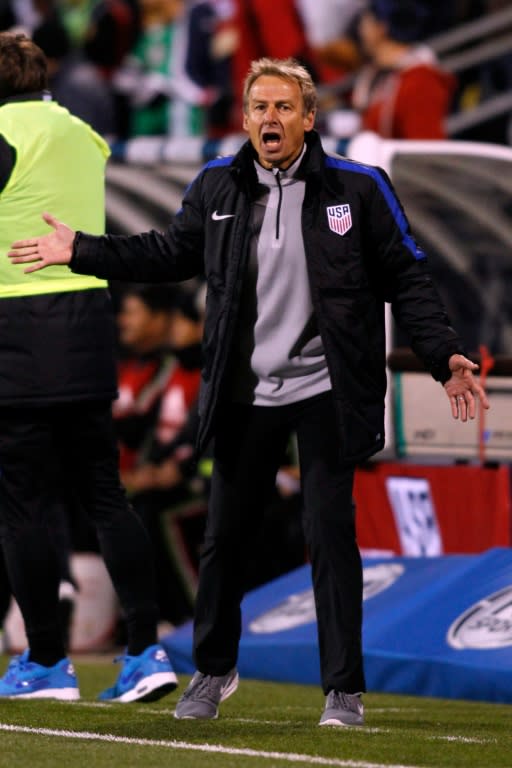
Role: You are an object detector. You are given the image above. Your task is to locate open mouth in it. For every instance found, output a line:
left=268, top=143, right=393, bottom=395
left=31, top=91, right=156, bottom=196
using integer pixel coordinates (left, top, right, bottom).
left=262, top=131, right=282, bottom=148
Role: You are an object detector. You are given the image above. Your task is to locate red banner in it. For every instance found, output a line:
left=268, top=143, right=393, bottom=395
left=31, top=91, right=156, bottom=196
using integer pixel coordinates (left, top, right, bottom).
left=354, top=462, right=512, bottom=555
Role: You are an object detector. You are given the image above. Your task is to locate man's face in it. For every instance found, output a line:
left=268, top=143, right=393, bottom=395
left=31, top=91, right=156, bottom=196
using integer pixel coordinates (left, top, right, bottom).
left=243, top=75, right=315, bottom=170
left=117, top=295, right=170, bottom=354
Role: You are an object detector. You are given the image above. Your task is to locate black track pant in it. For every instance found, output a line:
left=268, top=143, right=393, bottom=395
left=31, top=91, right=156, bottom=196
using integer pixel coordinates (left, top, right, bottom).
left=0, top=401, right=158, bottom=663
left=193, top=391, right=366, bottom=694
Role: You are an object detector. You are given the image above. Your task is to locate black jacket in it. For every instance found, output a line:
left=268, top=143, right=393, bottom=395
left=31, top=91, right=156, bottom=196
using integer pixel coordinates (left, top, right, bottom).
left=0, top=289, right=118, bottom=406
left=71, top=130, right=463, bottom=462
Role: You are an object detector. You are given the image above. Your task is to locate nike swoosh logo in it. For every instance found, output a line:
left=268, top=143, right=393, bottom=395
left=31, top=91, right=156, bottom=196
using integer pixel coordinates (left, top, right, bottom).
left=212, top=211, right=235, bottom=221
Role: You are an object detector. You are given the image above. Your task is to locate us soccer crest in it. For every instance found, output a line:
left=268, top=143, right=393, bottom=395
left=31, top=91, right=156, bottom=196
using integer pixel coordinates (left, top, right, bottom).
left=327, top=203, right=352, bottom=236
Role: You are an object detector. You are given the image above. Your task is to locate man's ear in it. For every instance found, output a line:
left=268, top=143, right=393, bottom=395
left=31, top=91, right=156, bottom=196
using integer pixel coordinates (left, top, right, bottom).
left=304, top=110, right=316, bottom=132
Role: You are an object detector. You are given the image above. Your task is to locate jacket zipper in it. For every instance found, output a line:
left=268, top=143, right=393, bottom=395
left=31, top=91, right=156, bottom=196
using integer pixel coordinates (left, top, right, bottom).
left=273, top=167, right=282, bottom=240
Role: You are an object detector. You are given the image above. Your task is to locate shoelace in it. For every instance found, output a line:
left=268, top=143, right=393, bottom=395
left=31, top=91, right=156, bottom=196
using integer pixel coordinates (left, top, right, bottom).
left=4, top=655, right=35, bottom=682
left=184, top=674, right=220, bottom=703
left=328, top=691, right=360, bottom=712
left=7, top=655, right=28, bottom=672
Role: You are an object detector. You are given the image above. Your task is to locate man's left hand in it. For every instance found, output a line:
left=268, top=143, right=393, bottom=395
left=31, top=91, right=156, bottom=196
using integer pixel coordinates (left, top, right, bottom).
left=444, top=354, right=490, bottom=421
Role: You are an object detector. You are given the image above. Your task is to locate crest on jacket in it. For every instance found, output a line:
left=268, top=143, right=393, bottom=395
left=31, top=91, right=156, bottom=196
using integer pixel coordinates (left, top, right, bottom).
left=326, top=203, right=352, bottom=236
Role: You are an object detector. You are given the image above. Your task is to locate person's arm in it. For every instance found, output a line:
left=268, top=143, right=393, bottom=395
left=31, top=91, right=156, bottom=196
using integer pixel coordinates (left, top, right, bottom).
left=0, top=134, right=15, bottom=192
left=366, top=167, right=489, bottom=420
left=8, top=173, right=206, bottom=282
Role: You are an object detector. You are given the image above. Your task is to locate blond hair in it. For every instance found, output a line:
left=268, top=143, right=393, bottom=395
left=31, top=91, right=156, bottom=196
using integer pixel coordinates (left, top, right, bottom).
left=243, top=57, right=317, bottom=116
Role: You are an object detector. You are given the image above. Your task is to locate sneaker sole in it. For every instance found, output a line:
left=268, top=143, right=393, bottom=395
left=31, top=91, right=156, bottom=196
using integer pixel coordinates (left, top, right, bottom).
left=3, top=687, right=80, bottom=701
left=174, top=672, right=239, bottom=720
left=111, top=671, right=178, bottom=703
left=319, top=717, right=364, bottom=727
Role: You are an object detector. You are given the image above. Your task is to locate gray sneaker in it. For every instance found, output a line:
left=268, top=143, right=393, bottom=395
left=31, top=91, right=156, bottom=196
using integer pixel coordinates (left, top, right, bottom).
left=319, top=691, right=364, bottom=727
left=174, top=668, right=239, bottom=719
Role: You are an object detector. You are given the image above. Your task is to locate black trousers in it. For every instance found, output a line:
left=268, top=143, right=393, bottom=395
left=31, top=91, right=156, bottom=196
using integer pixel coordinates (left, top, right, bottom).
left=0, top=401, right=158, bottom=660
left=193, top=391, right=366, bottom=694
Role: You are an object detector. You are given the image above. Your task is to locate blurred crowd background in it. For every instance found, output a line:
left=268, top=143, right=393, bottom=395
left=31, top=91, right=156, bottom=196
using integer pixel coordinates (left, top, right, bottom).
left=1, top=0, right=512, bottom=146
left=2, top=0, right=512, bottom=646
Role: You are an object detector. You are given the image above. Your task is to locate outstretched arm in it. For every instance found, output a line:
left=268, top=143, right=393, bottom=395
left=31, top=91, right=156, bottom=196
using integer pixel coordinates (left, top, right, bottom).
left=8, top=203, right=205, bottom=284
left=8, top=212, right=75, bottom=272
left=444, top=354, right=490, bottom=422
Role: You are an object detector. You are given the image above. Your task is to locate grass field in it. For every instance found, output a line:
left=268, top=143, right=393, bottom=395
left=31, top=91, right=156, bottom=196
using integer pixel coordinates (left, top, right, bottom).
left=0, top=654, right=511, bottom=768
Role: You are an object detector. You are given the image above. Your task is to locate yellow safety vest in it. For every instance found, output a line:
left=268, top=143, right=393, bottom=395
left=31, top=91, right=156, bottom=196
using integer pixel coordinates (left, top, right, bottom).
left=0, top=99, right=110, bottom=298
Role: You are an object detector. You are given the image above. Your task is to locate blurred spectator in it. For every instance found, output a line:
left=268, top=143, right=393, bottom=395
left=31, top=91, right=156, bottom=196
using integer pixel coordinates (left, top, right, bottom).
left=350, top=0, right=457, bottom=139
left=113, top=282, right=180, bottom=473
left=185, top=0, right=234, bottom=137
left=82, top=0, right=141, bottom=77
left=295, top=0, right=366, bottom=84
left=57, top=0, right=97, bottom=47
left=57, top=0, right=140, bottom=57
left=115, top=282, right=205, bottom=626
left=120, top=284, right=204, bottom=493
left=113, top=0, right=219, bottom=138
left=32, top=13, right=119, bottom=136
left=29, top=0, right=140, bottom=137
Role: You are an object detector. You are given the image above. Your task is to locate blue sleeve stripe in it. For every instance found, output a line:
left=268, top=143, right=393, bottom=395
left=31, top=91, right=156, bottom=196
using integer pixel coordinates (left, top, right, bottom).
left=325, top=156, right=425, bottom=260
left=176, top=156, right=235, bottom=216
left=205, top=156, right=234, bottom=168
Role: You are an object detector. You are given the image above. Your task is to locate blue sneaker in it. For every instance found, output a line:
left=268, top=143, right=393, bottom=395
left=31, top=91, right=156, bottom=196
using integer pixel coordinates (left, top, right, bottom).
left=0, top=650, right=80, bottom=700
left=98, top=644, right=178, bottom=703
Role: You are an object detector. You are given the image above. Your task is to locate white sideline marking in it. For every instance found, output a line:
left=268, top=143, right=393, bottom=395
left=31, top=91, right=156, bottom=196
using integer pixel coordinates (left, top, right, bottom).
left=429, top=735, right=496, bottom=744
left=369, top=708, right=422, bottom=714
left=0, top=723, right=420, bottom=768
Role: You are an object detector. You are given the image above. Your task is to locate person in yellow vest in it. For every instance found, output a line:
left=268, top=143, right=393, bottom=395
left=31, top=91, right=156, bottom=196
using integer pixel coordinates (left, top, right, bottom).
left=0, top=32, right=177, bottom=702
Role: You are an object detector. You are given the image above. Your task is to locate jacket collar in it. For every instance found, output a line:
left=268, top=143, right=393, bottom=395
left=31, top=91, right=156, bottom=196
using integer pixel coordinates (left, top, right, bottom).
left=0, top=90, right=51, bottom=108
left=232, top=129, right=326, bottom=197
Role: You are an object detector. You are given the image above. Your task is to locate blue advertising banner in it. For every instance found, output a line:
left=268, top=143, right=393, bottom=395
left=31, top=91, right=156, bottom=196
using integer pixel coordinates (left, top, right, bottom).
left=162, top=547, right=512, bottom=703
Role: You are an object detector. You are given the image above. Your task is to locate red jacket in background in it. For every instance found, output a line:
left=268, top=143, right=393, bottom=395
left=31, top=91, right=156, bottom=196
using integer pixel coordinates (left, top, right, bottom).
left=114, top=355, right=201, bottom=471
left=353, top=46, right=457, bottom=139
left=155, top=365, right=201, bottom=446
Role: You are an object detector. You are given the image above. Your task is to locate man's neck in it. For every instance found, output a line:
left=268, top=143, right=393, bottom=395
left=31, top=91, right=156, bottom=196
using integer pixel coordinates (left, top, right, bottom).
left=257, top=144, right=306, bottom=173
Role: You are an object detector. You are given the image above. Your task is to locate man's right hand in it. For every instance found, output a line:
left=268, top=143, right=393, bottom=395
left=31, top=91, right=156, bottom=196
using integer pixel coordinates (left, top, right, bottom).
left=8, top=212, right=76, bottom=273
